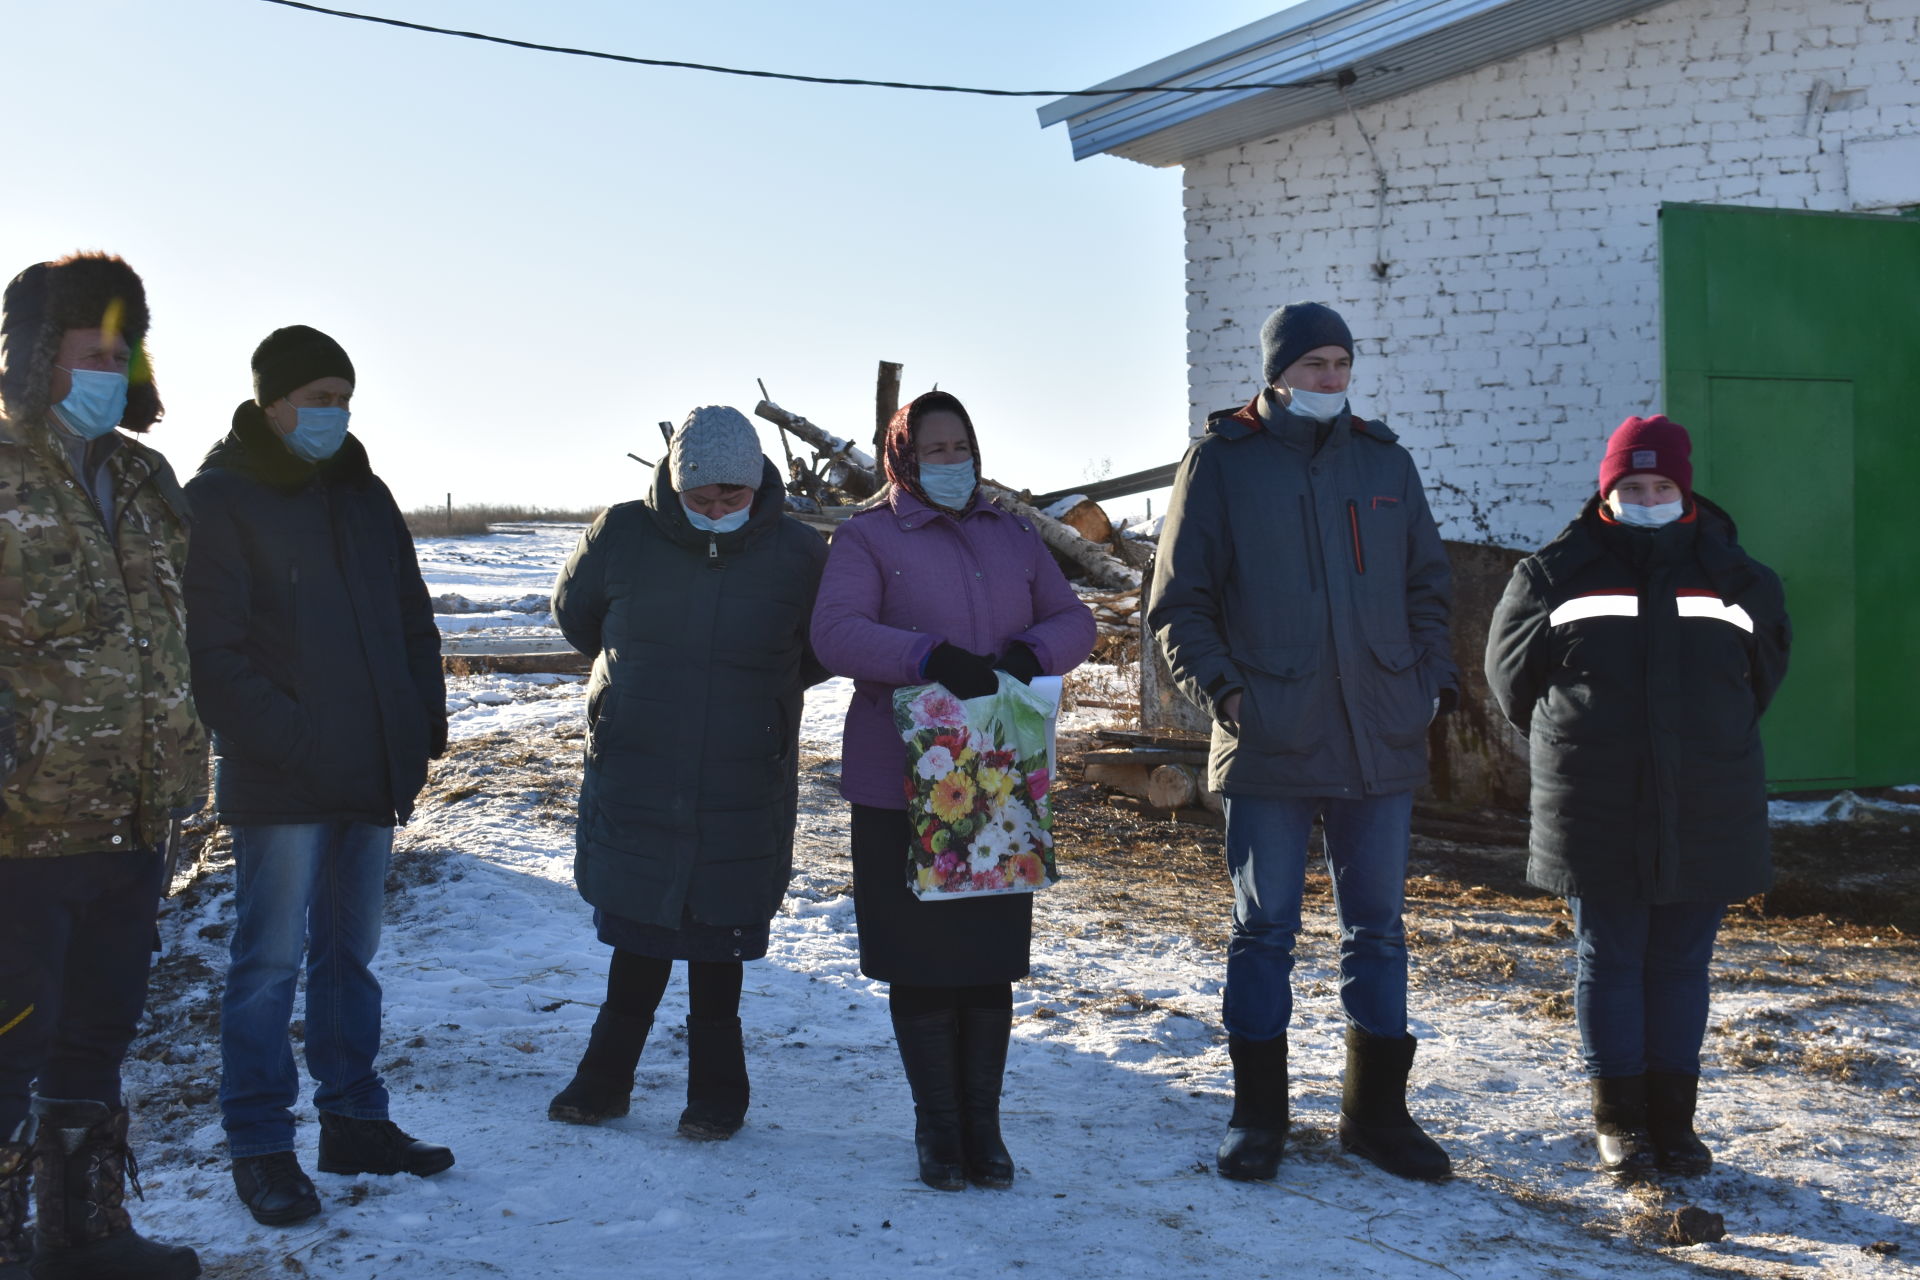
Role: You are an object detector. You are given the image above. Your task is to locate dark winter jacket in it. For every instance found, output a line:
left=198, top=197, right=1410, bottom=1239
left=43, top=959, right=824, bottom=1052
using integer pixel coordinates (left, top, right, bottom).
left=1149, top=389, right=1457, bottom=799
left=1, top=413, right=207, bottom=857
left=553, top=458, right=829, bottom=932
left=1484, top=495, right=1790, bottom=904
left=183, top=403, right=446, bottom=827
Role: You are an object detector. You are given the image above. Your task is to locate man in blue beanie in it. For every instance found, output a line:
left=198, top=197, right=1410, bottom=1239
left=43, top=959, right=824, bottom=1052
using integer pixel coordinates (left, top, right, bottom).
left=1149, top=301, right=1457, bottom=1184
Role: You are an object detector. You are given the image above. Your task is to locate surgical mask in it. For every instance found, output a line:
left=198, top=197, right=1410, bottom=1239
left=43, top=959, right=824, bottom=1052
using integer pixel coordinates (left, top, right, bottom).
left=683, top=501, right=751, bottom=534
left=1281, top=386, right=1348, bottom=423
left=283, top=407, right=350, bottom=463
left=919, top=461, right=977, bottom=510
left=49, top=368, right=129, bottom=440
left=1613, top=499, right=1685, bottom=528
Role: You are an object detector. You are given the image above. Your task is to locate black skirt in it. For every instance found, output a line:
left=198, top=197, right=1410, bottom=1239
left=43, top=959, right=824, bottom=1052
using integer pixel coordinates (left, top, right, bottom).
left=849, top=803, right=1033, bottom=985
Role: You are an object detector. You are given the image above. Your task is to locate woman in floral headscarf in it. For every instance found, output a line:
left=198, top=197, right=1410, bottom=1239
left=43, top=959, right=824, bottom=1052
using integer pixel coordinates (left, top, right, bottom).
left=811, top=390, right=1095, bottom=1191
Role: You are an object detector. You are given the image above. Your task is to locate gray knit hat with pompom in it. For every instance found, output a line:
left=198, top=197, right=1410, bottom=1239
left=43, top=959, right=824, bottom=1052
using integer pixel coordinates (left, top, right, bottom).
left=670, top=405, right=764, bottom=490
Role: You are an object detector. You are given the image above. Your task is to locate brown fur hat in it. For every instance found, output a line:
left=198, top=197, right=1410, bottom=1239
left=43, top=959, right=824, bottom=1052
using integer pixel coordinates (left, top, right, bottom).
left=0, top=252, right=162, bottom=430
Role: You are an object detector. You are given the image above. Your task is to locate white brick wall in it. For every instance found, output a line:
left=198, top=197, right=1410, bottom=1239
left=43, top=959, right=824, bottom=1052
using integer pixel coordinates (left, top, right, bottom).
left=1179, top=0, right=1920, bottom=547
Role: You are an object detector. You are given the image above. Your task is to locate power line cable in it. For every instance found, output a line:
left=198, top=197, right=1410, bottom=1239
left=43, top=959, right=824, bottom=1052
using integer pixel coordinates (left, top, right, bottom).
left=254, top=0, right=1349, bottom=98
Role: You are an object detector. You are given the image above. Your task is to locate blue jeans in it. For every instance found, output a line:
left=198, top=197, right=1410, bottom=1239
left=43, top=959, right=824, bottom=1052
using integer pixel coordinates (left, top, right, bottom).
left=1569, top=896, right=1725, bottom=1079
left=220, top=822, right=393, bottom=1157
left=1220, top=791, right=1414, bottom=1041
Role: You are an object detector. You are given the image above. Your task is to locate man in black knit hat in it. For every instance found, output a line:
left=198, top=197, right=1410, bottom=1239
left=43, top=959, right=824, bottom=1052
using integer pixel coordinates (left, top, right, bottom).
left=184, top=325, right=452, bottom=1227
left=1150, top=301, right=1457, bottom=1185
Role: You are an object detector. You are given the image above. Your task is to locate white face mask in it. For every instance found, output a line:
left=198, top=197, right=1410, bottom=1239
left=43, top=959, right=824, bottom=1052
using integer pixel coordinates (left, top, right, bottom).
left=1612, top=499, right=1685, bottom=528
left=1281, top=386, right=1347, bottom=423
left=683, top=500, right=751, bottom=534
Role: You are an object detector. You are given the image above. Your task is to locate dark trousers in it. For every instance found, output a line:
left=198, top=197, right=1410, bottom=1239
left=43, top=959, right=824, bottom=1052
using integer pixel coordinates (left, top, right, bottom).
left=605, top=949, right=743, bottom=1021
left=0, top=850, right=165, bottom=1136
left=1569, top=896, right=1726, bottom=1078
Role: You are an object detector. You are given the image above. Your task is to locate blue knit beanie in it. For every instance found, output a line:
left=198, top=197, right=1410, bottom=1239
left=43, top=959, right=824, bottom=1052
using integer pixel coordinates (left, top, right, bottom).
left=1259, top=302, right=1353, bottom=384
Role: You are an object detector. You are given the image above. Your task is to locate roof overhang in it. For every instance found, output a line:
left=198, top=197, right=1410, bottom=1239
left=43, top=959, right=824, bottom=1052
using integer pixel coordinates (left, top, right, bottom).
left=1038, top=0, right=1675, bottom=166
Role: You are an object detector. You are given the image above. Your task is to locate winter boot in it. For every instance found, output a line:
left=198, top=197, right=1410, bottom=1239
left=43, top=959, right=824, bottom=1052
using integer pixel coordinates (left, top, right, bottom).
left=1336, top=1026, right=1451, bottom=1182
left=549, top=1007, right=653, bottom=1125
left=678, top=1016, right=750, bottom=1142
left=29, top=1098, right=200, bottom=1280
left=316, top=1113, right=454, bottom=1177
left=892, top=1009, right=966, bottom=1191
left=1, top=1121, right=31, bottom=1279
left=1591, top=1075, right=1660, bottom=1179
left=957, top=1008, right=1015, bottom=1189
left=1216, top=1033, right=1289, bottom=1182
left=1645, top=1071, right=1713, bottom=1176
left=231, top=1150, right=321, bottom=1226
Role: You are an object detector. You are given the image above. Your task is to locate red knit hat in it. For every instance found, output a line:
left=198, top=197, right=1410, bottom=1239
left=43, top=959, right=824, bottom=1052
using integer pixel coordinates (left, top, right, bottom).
left=1599, top=415, right=1692, bottom=500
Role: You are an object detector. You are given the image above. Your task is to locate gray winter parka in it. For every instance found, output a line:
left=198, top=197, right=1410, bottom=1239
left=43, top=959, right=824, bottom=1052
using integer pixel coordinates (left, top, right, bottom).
left=553, top=458, right=829, bottom=931
left=1149, top=390, right=1457, bottom=800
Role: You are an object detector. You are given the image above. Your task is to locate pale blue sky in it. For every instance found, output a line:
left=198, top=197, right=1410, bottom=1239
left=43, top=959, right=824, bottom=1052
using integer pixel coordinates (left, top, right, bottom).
left=4, top=0, right=1288, bottom=511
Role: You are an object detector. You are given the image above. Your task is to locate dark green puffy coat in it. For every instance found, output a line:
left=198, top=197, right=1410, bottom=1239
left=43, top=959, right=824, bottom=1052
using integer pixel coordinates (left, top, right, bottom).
left=552, top=459, right=828, bottom=930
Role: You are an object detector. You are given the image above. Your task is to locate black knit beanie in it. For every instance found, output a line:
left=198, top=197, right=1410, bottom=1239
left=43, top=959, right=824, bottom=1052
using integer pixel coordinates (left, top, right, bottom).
left=1259, top=302, right=1353, bottom=385
left=252, top=325, right=355, bottom=407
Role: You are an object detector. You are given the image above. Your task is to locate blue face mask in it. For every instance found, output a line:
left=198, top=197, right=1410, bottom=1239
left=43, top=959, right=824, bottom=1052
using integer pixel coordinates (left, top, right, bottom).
left=683, top=500, right=751, bottom=534
left=50, top=368, right=129, bottom=440
left=919, top=461, right=977, bottom=510
left=284, top=407, right=350, bottom=462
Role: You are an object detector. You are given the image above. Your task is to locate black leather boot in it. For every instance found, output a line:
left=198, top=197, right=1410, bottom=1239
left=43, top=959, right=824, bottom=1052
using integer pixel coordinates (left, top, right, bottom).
left=957, top=1008, right=1014, bottom=1189
left=892, top=1010, right=966, bottom=1191
left=1, top=1121, right=31, bottom=1279
left=231, top=1150, right=321, bottom=1226
left=679, top=1016, right=750, bottom=1142
left=1216, top=1033, right=1289, bottom=1181
left=30, top=1098, right=200, bottom=1280
left=1336, top=1026, right=1451, bottom=1182
left=317, top=1113, right=454, bottom=1177
left=549, top=1007, right=653, bottom=1125
left=1645, top=1071, right=1712, bottom=1176
left=1591, top=1075, right=1660, bottom=1179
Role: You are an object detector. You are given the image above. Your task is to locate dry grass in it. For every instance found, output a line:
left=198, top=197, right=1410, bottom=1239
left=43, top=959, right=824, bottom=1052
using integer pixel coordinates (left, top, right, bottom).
left=402, top=503, right=602, bottom=538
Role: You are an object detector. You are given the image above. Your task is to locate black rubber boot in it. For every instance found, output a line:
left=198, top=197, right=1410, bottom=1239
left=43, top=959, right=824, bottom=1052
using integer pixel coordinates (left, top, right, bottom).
left=1336, top=1026, right=1451, bottom=1182
left=678, top=1016, right=750, bottom=1142
left=1216, top=1033, right=1289, bottom=1182
left=1645, top=1071, right=1713, bottom=1176
left=550, top=1008, right=653, bottom=1125
left=231, top=1151, right=321, bottom=1226
left=317, top=1113, right=454, bottom=1177
left=957, top=1008, right=1014, bottom=1189
left=1591, top=1075, right=1660, bottom=1179
left=30, top=1098, right=200, bottom=1280
left=892, top=1010, right=966, bottom=1191
left=1, top=1121, right=31, bottom=1279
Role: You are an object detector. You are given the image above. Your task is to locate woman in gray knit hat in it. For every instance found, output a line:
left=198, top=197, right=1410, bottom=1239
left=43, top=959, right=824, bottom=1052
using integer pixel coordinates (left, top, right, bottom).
left=546, top=406, right=829, bottom=1141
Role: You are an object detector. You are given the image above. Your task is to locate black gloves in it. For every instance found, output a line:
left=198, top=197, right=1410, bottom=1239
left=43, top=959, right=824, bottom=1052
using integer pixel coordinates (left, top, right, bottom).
left=994, top=642, right=1043, bottom=686
left=924, top=643, right=999, bottom=700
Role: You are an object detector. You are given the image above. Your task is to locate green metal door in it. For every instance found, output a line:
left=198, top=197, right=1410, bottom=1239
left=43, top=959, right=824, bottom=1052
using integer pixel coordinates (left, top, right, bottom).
left=1662, top=202, right=1920, bottom=790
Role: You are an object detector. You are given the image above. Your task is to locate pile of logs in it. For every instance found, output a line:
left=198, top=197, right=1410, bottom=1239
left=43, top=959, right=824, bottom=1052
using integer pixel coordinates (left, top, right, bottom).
left=1081, top=731, right=1221, bottom=823
left=752, top=395, right=1145, bottom=592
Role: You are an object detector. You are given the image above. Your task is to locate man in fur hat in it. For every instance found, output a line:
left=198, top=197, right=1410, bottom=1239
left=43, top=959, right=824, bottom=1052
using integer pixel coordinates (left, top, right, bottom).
left=0, top=253, right=205, bottom=1278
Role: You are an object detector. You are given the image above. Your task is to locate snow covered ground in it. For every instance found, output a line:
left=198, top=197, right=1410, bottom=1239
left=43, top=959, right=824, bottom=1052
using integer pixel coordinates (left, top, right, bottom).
left=126, top=524, right=1919, bottom=1279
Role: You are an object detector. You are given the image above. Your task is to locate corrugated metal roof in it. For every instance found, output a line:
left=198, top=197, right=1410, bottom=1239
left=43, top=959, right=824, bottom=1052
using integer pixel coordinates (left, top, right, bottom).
left=1038, top=0, right=1674, bottom=166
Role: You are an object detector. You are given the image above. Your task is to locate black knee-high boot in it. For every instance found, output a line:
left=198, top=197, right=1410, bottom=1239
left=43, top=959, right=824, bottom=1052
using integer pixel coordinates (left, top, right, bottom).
left=550, top=1008, right=654, bottom=1125
left=891, top=1009, right=966, bottom=1191
left=957, top=1008, right=1014, bottom=1188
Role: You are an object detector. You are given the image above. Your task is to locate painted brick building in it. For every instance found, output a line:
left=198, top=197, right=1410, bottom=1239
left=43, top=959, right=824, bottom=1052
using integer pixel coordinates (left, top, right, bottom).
left=1043, top=0, right=1920, bottom=549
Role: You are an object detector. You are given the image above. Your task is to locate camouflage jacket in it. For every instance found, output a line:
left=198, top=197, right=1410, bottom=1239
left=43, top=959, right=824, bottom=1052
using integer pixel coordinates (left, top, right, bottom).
left=0, top=412, right=207, bottom=857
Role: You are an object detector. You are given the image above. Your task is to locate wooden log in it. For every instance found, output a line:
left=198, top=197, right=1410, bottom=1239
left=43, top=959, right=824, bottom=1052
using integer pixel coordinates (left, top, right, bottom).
left=874, top=360, right=902, bottom=460
left=1052, top=497, right=1112, bottom=543
left=444, top=651, right=590, bottom=676
left=1147, top=763, right=1200, bottom=810
left=754, top=399, right=881, bottom=498
left=1084, top=759, right=1154, bottom=798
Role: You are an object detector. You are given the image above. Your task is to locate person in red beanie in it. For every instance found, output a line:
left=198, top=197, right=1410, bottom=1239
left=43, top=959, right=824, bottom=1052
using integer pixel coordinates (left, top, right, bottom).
left=1484, top=414, right=1791, bottom=1180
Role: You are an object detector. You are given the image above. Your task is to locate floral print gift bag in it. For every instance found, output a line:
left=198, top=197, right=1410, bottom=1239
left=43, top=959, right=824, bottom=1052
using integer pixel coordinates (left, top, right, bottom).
left=893, top=674, right=1063, bottom=899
